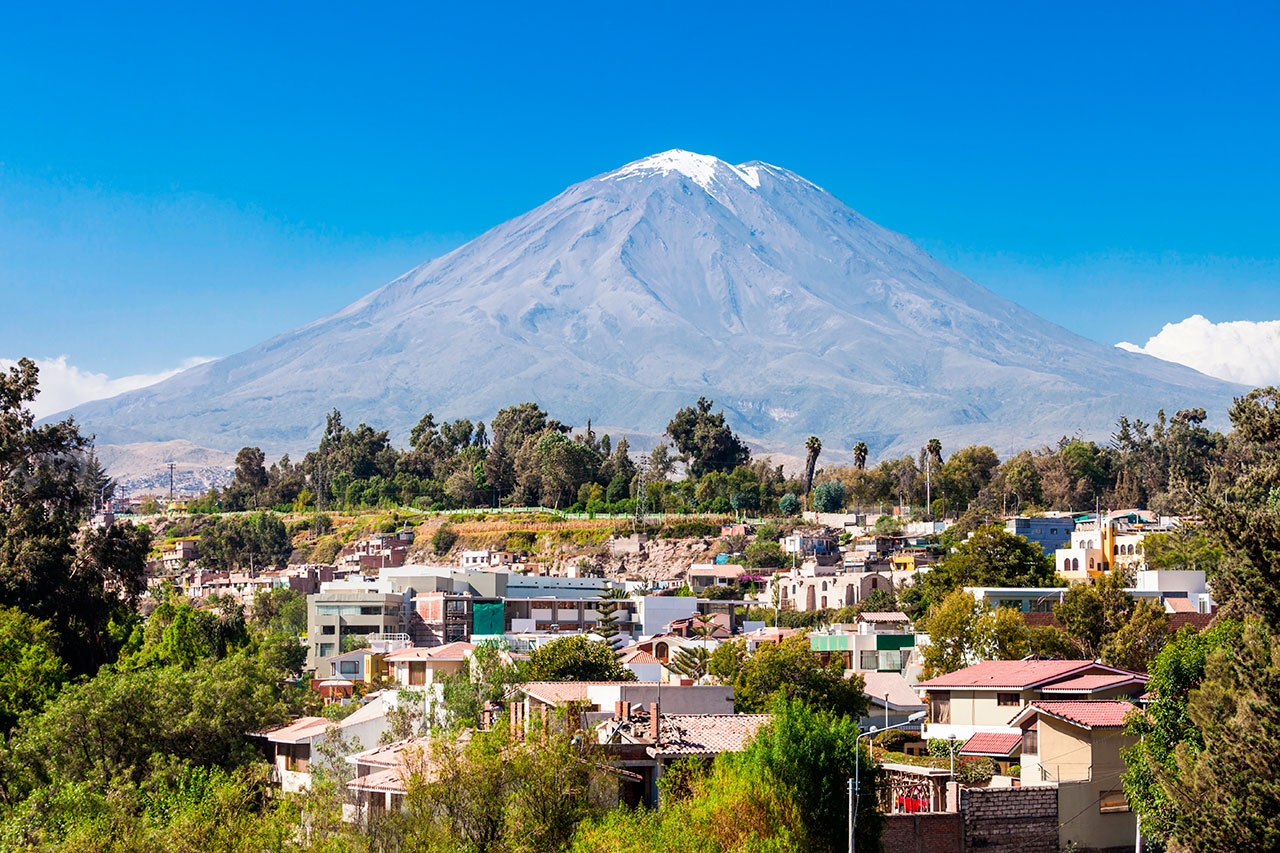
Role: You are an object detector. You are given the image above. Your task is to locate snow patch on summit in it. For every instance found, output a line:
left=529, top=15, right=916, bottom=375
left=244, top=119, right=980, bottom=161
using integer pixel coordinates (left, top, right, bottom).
left=610, top=149, right=761, bottom=191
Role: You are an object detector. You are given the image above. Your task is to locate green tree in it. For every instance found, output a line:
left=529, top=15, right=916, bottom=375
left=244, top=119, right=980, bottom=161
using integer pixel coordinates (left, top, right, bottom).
left=778, top=493, right=800, bottom=515
left=852, top=441, right=869, bottom=471
left=743, top=540, right=784, bottom=569
left=802, top=436, right=822, bottom=500
left=1054, top=571, right=1135, bottom=659
left=525, top=634, right=635, bottom=682
left=432, top=523, right=459, bottom=555
left=434, top=640, right=522, bottom=731
left=1122, top=619, right=1244, bottom=841
left=0, top=607, right=69, bottom=733
left=709, top=637, right=747, bottom=684
left=919, top=589, right=1029, bottom=678
left=666, top=397, right=750, bottom=478
left=919, top=524, right=1056, bottom=608
left=733, top=636, right=867, bottom=717
left=812, top=480, right=846, bottom=513
left=592, top=589, right=627, bottom=647
left=1100, top=598, right=1168, bottom=673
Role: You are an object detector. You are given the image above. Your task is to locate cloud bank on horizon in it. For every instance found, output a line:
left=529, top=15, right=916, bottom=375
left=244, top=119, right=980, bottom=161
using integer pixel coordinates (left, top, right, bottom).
left=1118, top=315, right=1280, bottom=386
left=0, top=355, right=215, bottom=421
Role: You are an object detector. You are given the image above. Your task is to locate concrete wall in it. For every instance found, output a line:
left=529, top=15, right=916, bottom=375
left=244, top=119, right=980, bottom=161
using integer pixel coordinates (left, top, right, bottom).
left=1059, top=778, right=1135, bottom=853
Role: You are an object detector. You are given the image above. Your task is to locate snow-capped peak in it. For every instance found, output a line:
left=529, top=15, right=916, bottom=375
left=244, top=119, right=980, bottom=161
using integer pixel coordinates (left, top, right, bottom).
left=608, top=149, right=762, bottom=191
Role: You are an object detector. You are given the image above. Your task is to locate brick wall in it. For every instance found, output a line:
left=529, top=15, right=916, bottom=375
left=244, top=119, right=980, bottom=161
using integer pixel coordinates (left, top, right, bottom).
left=883, top=813, right=963, bottom=853
left=961, top=786, right=1058, bottom=853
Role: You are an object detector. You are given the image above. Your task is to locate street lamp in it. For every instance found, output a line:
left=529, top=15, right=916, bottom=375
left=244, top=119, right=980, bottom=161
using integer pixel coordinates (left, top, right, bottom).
left=849, top=710, right=926, bottom=853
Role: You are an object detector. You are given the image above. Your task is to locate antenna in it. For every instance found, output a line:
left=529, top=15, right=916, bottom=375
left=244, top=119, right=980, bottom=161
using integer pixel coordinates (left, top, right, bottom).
left=167, top=462, right=176, bottom=502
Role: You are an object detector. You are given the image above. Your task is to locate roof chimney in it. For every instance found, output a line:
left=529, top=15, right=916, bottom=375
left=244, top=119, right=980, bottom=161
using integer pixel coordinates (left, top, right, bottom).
left=649, top=701, right=660, bottom=744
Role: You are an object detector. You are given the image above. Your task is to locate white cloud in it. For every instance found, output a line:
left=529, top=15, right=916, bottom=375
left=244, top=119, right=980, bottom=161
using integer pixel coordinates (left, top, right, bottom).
left=0, top=355, right=216, bottom=419
left=1117, top=315, right=1280, bottom=385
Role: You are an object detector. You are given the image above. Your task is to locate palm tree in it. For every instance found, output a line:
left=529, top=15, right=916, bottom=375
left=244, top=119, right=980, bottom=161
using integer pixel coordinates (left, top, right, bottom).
left=803, top=436, right=822, bottom=500
left=853, top=441, right=868, bottom=471
left=923, top=438, right=943, bottom=518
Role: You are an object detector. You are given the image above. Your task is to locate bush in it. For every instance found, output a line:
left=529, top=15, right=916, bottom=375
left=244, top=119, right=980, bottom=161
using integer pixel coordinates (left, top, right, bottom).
left=874, top=729, right=913, bottom=752
left=432, top=524, right=458, bottom=555
left=956, top=756, right=996, bottom=785
left=778, top=493, right=800, bottom=516
left=1007, top=764, right=1021, bottom=777
left=927, top=738, right=962, bottom=759
left=744, top=540, right=785, bottom=569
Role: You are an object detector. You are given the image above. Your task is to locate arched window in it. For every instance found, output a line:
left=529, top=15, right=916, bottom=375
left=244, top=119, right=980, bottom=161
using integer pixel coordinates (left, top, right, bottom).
left=1063, top=558, right=1071, bottom=572
left=1113, top=544, right=1119, bottom=555
left=1089, top=558, right=1095, bottom=570
left=821, top=581, right=827, bottom=591
left=820, top=596, right=827, bottom=609
left=1128, top=544, right=1135, bottom=555
left=1072, top=558, right=1080, bottom=571
left=1087, top=540, right=1094, bottom=550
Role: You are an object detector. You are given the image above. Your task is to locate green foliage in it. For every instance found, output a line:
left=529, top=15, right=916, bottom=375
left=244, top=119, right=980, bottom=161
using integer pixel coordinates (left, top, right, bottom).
left=666, top=397, right=751, bottom=479
left=0, top=607, right=69, bottom=733
left=872, top=515, right=903, bottom=536
left=918, top=524, right=1056, bottom=609
left=732, top=636, right=867, bottom=718
left=743, top=540, right=784, bottom=568
left=1123, top=619, right=1245, bottom=842
left=1125, top=620, right=1277, bottom=851
left=118, top=597, right=250, bottom=670
left=197, top=512, right=291, bottom=570
left=525, top=635, right=635, bottom=682
left=778, top=493, right=800, bottom=516
left=709, top=638, right=747, bottom=685
left=657, top=755, right=713, bottom=803
left=811, top=480, right=846, bottom=513
left=920, top=590, right=1031, bottom=678
left=2, top=655, right=290, bottom=797
left=434, top=640, right=522, bottom=731
left=432, top=523, right=459, bottom=555
left=249, top=586, right=307, bottom=634
left=873, top=728, right=913, bottom=752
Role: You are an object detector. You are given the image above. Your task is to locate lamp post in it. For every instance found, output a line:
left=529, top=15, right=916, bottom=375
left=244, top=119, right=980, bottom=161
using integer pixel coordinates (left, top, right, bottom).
left=850, top=710, right=926, bottom=853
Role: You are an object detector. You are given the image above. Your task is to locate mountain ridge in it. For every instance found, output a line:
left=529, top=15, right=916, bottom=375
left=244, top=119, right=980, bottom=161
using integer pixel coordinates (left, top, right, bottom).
left=60, top=149, right=1244, bottom=460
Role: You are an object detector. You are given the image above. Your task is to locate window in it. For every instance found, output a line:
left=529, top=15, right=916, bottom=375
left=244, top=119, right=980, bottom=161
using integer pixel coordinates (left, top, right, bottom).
left=1099, top=791, right=1130, bottom=814
left=339, top=661, right=359, bottom=675
left=1022, top=728, right=1038, bottom=755
left=318, top=643, right=335, bottom=658
left=929, top=692, right=950, bottom=724
left=321, top=625, right=335, bottom=634
left=860, top=650, right=879, bottom=670
left=997, top=692, right=1020, bottom=707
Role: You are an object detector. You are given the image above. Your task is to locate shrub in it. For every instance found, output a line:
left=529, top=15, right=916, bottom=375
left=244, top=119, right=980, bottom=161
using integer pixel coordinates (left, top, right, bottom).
left=956, top=756, right=996, bottom=785
left=874, top=729, right=913, bottom=752
left=778, top=493, right=800, bottom=516
left=432, top=524, right=458, bottom=555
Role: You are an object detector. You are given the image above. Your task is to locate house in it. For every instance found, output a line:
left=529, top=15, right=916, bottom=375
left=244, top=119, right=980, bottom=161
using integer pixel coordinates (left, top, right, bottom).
left=1010, top=700, right=1138, bottom=851
left=618, top=648, right=665, bottom=681
left=686, top=562, right=746, bottom=593
left=957, top=731, right=1022, bottom=775
left=597, top=705, right=769, bottom=805
left=384, top=641, right=476, bottom=688
left=915, top=659, right=1146, bottom=741
left=345, top=737, right=435, bottom=821
left=860, top=671, right=927, bottom=731
left=1004, top=516, right=1075, bottom=554
left=162, top=539, right=200, bottom=572
left=258, top=694, right=392, bottom=792
left=809, top=614, right=918, bottom=675
left=318, top=647, right=389, bottom=683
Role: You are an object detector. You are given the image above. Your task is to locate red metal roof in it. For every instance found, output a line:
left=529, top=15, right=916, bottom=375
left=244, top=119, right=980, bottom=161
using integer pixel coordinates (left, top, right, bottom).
left=1013, top=700, right=1137, bottom=729
left=916, top=660, right=1104, bottom=690
left=960, top=732, right=1022, bottom=757
left=1041, top=673, right=1146, bottom=693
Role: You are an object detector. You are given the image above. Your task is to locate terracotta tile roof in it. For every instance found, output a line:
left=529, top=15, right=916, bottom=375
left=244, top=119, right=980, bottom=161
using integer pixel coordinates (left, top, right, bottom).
left=1042, top=673, right=1147, bottom=693
left=347, top=737, right=433, bottom=769
left=960, top=732, right=1022, bottom=757
left=260, top=716, right=330, bottom=744
left=916, top=660, right=1104, bottom=690
left=858, top=611, right=911, bottom=623
left=347, top=764, right=414, bottom=794
left=1012, top=700, right=1137, bottom=729
left=619, top=649, right=662, bottom=666
left=610, top=713, right=770, bottom=756
left=1168, top=613, right=1215, bottom=632
left=384, top=641, right=476, bottom=662
left=860, top=672, right=925, bottom=709
left=1167, top=597, right=1196, bottom=613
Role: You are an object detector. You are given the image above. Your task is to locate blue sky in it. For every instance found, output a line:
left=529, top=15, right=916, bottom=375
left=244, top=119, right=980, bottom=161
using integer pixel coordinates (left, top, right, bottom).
left=2, top=1, right=1278, bottom=402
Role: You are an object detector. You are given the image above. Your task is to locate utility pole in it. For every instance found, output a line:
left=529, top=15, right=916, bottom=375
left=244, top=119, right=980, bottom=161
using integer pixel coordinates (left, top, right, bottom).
left=167, top=462, right=176, bottom=502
